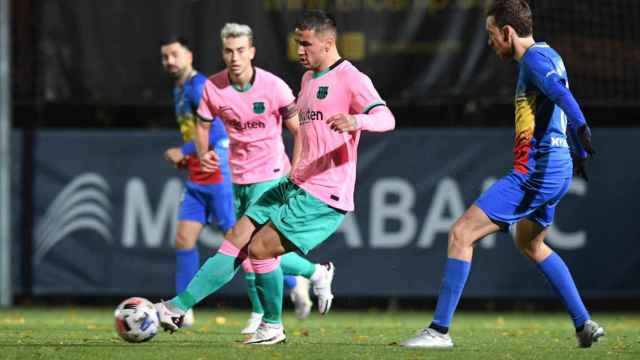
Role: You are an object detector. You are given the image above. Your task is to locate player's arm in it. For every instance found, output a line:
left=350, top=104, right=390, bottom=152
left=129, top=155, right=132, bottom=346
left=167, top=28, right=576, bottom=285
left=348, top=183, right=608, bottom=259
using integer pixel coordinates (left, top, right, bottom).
left=281, top=101, right=302, bottom=169
left=164, top=141, right=196, bottom=166
left=327, top=72, right=395, bottom=133
left=194, top=78, right=219, bottom=172
left=525, top=54, right=594, bottom=158
left=326, top=105, right=395, bottom=133
left=353, top=104, right=395, bottom=132
left=180, top=142, right=196, bottom=156
left=525, top=53, right=594, bottom=179
left=210, top=119, right=230, bottom=172
left=164, top=146, right=188, bottom=169
left=195, top=116, right=219, bottom=172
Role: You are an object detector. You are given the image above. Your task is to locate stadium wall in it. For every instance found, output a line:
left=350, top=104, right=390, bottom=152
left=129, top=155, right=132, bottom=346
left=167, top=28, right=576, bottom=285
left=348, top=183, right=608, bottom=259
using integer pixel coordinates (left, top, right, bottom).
left=13, top=1, right=639, bottom=112
left=10, top=128, right=640, bottom=299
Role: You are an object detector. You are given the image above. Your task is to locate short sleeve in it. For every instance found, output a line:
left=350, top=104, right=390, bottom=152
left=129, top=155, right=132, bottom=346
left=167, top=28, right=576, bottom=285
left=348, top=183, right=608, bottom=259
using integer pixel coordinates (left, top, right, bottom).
left=196, top=79, right=218, bottom=121
left=273, top=77, right=295, bottom=109
left=349, top=71, right=385, bottom=114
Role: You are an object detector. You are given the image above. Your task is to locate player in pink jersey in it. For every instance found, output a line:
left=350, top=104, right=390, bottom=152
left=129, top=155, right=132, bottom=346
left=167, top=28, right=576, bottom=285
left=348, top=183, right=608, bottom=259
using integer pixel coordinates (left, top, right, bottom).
left=198, top=22, right=321, bottom=332
left=156, top=13, right=394, bottom=344
left=158, top=12, right=395, bottom=344
left=155, top=23, right=331, bottom=337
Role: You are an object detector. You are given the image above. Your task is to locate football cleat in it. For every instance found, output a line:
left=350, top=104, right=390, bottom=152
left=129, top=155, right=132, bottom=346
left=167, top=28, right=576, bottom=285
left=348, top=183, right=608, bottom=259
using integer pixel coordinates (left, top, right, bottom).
left=576, top=319, right=605, bottom=348
left=311, top=262, right=335, bottom=315
left=154, top=301, right=184, bottom=333
left=181, top=309, right=195, bottom=328
left=243, top=322, right=286, bottom=345
left=290, top=276, right=313, bottom=320
left=400, top=327, right=454, bottom=348
left=241, top=312, right=264, bottom=335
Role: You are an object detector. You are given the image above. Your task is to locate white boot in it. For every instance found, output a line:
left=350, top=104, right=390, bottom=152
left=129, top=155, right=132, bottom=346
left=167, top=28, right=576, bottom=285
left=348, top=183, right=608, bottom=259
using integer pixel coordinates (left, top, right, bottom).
left=310, top=263, right=335, bottom=315
left=290, top=276, right=313, bottom=320
left=240, top=312, right=263, bottom=335
left=244, top=322, right=286, bottom=345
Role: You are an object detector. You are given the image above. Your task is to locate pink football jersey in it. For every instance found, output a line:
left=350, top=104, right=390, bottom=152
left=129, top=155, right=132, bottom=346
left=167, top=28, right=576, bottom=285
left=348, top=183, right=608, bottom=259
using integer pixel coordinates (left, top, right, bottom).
left=197, top=67, right=295, bottom=184
left=290, top=60, right=388, bottom=211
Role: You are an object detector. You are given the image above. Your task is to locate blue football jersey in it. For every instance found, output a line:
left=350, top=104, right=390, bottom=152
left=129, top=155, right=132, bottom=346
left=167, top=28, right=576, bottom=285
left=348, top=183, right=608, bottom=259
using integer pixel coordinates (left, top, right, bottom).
left=173, top=71, right=231, bottom=184
left=514, top=42, right=573, bottom=179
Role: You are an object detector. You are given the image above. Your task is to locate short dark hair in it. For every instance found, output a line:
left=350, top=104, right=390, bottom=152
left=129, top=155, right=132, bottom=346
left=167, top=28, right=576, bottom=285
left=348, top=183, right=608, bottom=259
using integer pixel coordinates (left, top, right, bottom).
left=486, top=0, right=533, bottom=37
left=295, top=10, right=337, bottom=35
left=160, top=35, right=191, bottom=51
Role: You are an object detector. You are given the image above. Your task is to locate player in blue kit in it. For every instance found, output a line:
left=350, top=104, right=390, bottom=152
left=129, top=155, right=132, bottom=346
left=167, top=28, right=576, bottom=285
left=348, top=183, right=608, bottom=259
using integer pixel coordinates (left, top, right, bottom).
left=401, top=0, right=603, bottom=349
left=161, top=36, right=236, bottom=328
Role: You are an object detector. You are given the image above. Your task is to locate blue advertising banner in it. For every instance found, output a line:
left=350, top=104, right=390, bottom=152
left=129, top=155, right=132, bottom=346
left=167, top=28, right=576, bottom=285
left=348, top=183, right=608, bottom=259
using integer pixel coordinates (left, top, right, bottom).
left=13, top=129, right=640, bottom=298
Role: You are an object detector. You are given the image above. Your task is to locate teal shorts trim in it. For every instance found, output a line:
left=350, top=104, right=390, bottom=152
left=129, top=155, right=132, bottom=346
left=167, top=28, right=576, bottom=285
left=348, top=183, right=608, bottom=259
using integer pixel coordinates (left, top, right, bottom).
left=244, top=178, right=346, bottom=254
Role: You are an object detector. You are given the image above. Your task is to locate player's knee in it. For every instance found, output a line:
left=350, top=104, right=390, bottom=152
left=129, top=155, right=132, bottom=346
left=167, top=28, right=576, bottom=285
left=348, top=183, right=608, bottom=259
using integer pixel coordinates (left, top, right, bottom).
left=249, top=232, right=284, bottom=260
left=222, top=218, right=252, bottom=250
left=514, top=236, right=527, bottom=251
left=517, top=240, right=546, bottom=262
left=248, top=236, right=270, bottom=260
left=175, top=232, right=197, bottom=249
left=448, top=221, right=470, bottom=249
left=518, top=246, right=537, bottom=262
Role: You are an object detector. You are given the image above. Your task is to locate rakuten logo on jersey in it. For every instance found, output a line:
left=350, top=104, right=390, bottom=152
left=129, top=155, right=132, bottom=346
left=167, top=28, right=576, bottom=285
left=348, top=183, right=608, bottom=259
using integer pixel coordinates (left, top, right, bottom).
left=300, top=109, right=323, bottom=125
left=228, top=118, right=266, bottom=131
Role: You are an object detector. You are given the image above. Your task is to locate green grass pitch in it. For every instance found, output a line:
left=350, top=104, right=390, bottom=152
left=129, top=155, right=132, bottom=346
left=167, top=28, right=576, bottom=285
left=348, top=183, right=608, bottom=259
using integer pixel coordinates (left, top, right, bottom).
left=0, top=307, right=638, bottom=359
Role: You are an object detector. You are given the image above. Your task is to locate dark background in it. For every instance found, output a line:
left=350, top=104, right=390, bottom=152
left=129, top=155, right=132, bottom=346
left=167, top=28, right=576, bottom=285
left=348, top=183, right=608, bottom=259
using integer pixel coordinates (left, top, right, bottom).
left=11, top=0, right=639, bottom=129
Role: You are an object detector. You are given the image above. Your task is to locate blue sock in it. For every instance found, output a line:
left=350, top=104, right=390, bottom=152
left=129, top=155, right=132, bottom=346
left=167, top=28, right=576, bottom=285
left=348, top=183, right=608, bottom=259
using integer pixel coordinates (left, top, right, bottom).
left=537, top=252, right=590, bottom=328
left=431, top=258, right=471, bottom=330
left=175, top=247, right=200, bottom=293
left=284, top=275, right=297, bottom=290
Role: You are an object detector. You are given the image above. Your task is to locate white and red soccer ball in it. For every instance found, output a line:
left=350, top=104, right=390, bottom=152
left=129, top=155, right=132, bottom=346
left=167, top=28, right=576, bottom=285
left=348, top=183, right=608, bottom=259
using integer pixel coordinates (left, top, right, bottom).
left=114, top=297, right=160, bottom=343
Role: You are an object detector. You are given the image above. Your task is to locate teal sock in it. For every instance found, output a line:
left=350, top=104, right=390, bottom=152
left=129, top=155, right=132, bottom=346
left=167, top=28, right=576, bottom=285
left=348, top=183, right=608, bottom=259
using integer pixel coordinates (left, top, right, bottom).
left=170, top=252, right=242, bottom=311
left=245, top=272, right=264, bottom=314
left=255, top=266, right=284, bottom=324
left=280, top=253, right=316, bottom=278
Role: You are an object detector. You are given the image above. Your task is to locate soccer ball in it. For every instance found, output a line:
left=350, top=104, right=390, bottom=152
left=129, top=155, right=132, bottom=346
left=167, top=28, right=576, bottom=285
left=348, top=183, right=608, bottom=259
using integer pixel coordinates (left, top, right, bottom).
left=114, top=297, right=160, bottom=343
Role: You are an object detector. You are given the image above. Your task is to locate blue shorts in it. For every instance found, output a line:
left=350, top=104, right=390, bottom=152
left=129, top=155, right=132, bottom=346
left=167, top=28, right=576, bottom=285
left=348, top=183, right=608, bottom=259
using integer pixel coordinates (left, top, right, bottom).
left=178, top=181, right=236, bottom=233
left=475, top=171, right=571, bottom=228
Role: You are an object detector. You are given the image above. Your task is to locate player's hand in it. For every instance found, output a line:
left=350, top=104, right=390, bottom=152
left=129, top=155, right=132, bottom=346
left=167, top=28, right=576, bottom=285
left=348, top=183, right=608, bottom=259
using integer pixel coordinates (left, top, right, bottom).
left=571, top=153, right=590, bottom=181
left=578, top=125, right=595, bottom=157
left=199, top=150, right=219, bottom=173
left=164, top=148, right=187, bottom=169
left=572, top=125, right=595, bottom=182
left=326, top=113, right=357, bottom=133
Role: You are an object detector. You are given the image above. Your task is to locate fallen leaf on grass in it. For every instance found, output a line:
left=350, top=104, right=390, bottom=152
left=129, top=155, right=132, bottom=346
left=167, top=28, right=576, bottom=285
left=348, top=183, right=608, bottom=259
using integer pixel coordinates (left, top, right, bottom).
left=2, top=316, right=25, bottom=325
